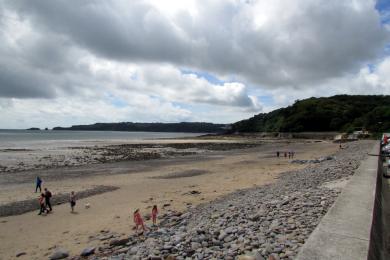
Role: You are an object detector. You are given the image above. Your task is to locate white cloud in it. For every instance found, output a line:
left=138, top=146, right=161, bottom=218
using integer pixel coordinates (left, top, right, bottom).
left=0, top=95, right=193, bottom=129
left=262, top=56, right=390, bottom=110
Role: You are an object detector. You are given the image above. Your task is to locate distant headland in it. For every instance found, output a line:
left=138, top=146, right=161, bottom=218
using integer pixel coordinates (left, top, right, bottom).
left=26, top=127, right=49, bottom=131
left=52, top=122, right=229, bottom=133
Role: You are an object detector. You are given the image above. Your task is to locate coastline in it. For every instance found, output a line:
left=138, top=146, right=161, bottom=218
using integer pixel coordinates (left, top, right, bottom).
left=92, top=140, right=374, bottom=259
left=0, top=137, right=344, bottom=259
left=0, top=137, right=258, bottom=174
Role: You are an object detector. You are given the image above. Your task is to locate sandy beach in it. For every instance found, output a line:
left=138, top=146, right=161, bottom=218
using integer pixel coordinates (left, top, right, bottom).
left=0, top=137, right=339, bottom=259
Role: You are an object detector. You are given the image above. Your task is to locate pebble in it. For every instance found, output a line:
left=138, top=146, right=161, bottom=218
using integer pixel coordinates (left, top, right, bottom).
left=49, top=248, right=69, bottom=260
left=80, top=246, right=95, bottom=256
left=15, top=252, right=27, bottom=257
left=109, top=238, right=129, bottom=247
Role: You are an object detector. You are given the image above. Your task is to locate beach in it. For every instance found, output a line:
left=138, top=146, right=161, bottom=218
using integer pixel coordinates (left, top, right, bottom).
left=0, top=136, right=343, bottom=259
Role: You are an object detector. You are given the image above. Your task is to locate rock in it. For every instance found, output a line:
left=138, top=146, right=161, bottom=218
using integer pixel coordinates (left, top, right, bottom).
left=191, top=242, right=202, bottom=250
left=49, top=249, right=69, bottom=260
left=238, top=253, right=265, bottom=260
left=109, top=238, right=129, bottom=247
left=115, top=247, right=129, bottom=254
left=218, top=231, right=227, bottom=240
left=129, top=246, right=139, bottom=254
left=80, top=246, right=95, bottom=256
left=224, top=227, right=234, bottom=234
left=269, top=254, right=281, bottom=260
left=248, top=214, right=260, bottom=221
left=16, top=252, right=27, bottom=257
left=191, top=242, right=201, bottom=250
left=99, top=234, right=114, bottom=241
left=285, top=250, right=295, bottom=257
left=163, top=245, right=173, bottom=250
left=224, top=235, right=234, bottom=243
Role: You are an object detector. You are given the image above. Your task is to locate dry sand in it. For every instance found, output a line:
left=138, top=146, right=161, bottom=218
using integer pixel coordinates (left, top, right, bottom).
left=0, top=139, right=338, bottom=259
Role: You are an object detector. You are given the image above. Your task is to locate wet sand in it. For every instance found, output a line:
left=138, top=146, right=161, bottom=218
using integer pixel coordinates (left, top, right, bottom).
left=0, top=138, right=338, bottom=259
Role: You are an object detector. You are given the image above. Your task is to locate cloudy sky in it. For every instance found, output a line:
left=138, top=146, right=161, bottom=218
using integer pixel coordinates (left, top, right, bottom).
left=0, top=0, right=389, bottom=129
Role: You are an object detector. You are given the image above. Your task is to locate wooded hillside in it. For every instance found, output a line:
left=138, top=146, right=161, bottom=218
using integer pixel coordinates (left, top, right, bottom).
left=232, top=95, right=390, bottom=133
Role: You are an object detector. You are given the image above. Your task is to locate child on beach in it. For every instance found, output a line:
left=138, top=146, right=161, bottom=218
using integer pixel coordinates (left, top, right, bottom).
left=38, top=193, right=48, bottom=215
left=133, top=209, right=146, bottom=234
left=70, top=191, right=76, bottom=213
left=152, top=205, right=158, bottom=226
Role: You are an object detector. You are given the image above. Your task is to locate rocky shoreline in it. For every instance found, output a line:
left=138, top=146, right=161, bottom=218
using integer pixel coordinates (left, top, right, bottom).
left=0, top=142, right=261, bottom=174
left=48, top=140, right=373, bottom=260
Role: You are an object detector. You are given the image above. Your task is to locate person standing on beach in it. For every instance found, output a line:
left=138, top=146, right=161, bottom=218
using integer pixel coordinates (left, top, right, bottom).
left=133, top=209, right=146, bottom=234
left=44, top=188, right=52, bottom=212
left=70, top=191, right=76, bottom=212
left=152, top=205, right=158, bottom=227
left=35, top=176, right=42, bottom=193
left=276, top=151, right=280, bottom=158
left=38, top=193, right=48, bottom=215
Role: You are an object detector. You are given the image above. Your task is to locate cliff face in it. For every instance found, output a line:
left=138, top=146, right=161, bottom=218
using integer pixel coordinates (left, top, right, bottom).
left=232, top=95, right=390, bottom=133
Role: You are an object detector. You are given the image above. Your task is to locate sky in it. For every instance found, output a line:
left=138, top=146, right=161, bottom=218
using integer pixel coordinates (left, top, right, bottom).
left=0, top=0, right=389, bottom=129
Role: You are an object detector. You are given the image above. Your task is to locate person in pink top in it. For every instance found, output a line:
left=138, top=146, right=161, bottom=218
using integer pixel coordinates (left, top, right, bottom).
left=152, top=205, right=158, bottom=226
left=133, top=209, right=146, bottom=234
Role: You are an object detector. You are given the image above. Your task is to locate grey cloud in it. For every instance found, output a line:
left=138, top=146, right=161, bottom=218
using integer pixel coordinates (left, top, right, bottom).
left=0, top=16, right=94, bottom=99
left=0, top=61, right=56, bottom=98
left=5, top=0, right=387, bottom=88
left=20, top=35, right=76, bottom=74
left=7, top=0, right=190, bottom=62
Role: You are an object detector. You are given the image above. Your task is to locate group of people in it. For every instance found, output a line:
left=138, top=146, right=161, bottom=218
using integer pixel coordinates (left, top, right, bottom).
left=35, top=176, right=159, bottom=234
left=276, top=151, right=295, bottom=159
left=38, top=187, right=52, bottom=215
left=133, top=205, right=159, bottom=234
left=35, top=176, right=77, bottom=215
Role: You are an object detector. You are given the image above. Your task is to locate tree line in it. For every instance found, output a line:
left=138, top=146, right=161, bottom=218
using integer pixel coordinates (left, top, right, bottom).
left=232, top=95, right=390, bottom=133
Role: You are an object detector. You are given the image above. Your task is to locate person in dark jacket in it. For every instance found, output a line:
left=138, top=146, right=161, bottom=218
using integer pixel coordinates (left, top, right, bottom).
left=44, top=188, right=52, bottom=212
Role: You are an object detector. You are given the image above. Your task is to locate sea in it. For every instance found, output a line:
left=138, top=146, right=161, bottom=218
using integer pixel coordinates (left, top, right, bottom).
left=0, top=130, right=203, bottom=149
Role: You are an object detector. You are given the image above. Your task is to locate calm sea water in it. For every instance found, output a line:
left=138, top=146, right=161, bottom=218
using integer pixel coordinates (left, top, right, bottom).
left=0, top=130, right=203, bottom=149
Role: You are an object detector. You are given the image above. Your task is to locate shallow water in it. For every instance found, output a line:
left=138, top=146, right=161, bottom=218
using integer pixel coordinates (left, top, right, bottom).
left=0, top=130, right=202, bottom=149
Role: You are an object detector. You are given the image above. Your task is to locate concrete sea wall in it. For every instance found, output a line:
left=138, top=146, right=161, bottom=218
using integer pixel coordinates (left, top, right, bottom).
left=296, top=142, right=388, bottom=260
